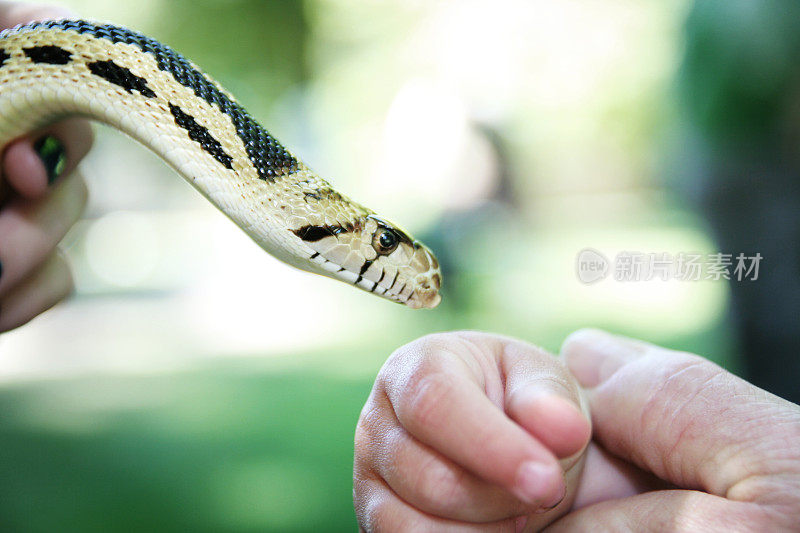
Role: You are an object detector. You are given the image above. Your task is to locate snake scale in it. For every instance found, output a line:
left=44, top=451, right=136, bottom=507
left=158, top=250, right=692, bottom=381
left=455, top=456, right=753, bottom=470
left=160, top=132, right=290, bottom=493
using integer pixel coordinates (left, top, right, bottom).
left=0, top=19, right=441, bottom=308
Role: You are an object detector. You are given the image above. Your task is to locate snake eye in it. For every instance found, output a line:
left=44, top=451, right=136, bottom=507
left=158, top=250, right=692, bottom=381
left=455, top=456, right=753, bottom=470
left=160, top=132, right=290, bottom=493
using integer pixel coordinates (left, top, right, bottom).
left=373, top=228, right=400, bottom=254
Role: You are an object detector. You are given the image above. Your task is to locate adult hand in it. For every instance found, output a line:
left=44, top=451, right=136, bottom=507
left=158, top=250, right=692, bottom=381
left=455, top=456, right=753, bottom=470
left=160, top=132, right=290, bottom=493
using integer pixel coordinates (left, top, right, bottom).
left=0, top=2, right=93, bottom=332
left=552, top=329, right=800, bottom=531
left=354, top=331, right=591, bottom=531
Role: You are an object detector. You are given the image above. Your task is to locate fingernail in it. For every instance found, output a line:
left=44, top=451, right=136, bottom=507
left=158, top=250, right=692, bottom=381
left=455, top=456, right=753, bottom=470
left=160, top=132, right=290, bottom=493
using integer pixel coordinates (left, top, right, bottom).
left=33, top=136, right=66, bottom=185
left=561, top=329, right=644, bottom=388
left=514, top=461, right=564, bottom=508
left=534, top=471, right=567, bottom=513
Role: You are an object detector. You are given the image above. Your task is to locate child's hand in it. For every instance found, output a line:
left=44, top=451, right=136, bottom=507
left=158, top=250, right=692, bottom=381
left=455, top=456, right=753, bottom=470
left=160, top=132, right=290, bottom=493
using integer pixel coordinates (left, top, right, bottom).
left=354, top=331, right=591, bottom=531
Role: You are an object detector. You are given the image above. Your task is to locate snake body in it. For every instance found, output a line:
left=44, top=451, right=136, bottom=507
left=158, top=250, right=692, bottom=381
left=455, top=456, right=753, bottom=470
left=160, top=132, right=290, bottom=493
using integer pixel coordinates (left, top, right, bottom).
left=0, top=19, right=441, bottom=308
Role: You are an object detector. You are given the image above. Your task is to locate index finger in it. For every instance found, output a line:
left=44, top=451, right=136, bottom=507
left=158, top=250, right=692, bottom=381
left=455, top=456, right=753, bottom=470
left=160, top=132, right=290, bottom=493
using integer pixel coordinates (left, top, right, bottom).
left=383, top=332, right=566, bottom=508
left=0, top=4, right=94, bottom=200
left=4, top=120, right=94, bottom=199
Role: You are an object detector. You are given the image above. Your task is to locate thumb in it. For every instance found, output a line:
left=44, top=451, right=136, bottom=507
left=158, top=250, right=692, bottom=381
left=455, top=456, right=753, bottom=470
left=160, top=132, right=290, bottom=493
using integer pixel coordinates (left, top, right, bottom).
left=561, top=329, right=800, bottom=504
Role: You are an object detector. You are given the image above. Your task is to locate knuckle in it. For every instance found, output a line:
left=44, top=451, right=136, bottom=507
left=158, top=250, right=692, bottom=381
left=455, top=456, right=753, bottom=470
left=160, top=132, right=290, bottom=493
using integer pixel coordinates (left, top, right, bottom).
left=352, top=480, right=376, bottom=529
left=413, top=457, right=465, bottom=514
left=381, top=332, right=471, bottom=403
left=357, top=389, right=393, bottom=440
left=414, top=331, right=464, bottom=348
left=639, top=352, right=718, bottom=407
left=383, top=332, right=456, bottom=372
left=639, top=354, right=725, bottom=422
left=357, top=395, right=382, bottom=431
left=365, top=503, right=390, bottom=532
left=354, top=401, right=386, bottom=463
left=401, top=371, right=453, bottom=430
left=354, top=418, right=371, bottom=455
left=352, top=468, right=372, bottom=510
left=637, top=353, right=729, bottom=466
left=358, top=492, right=401, bottom=533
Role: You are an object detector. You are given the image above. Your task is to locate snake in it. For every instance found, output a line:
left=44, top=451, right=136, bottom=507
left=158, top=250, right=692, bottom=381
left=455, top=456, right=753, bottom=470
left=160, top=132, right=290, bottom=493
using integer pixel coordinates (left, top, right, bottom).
left=0, top=19, right=441, bottom=309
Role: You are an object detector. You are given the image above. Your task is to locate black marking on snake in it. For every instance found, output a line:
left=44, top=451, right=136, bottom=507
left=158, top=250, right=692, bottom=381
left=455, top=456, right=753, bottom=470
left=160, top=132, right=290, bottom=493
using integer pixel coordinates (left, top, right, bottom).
left=23, top=45, right=71, bottom=64
left=13, top=20, right=299, bottom=180
left=292, top=224, right=347, bottom=242
left=369, top=282, right=378, bottom=292
left=309, top=252, right=320, bottom=259
left=356, top=260, right=373, bottom=284
left=169, top=103, right=233, bottom=169
left=305, top=187, right=345, bottom=204
left=87, top=60, right=156, bottom=98
left=389, top=271, right=399, bottom=292
left=0, top=49, right=9, bottom=67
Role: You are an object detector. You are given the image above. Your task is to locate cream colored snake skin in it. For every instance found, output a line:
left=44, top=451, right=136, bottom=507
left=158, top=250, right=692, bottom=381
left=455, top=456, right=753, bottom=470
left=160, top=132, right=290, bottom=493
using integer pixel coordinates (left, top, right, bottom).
left=0, top=19, right=441, bottom=308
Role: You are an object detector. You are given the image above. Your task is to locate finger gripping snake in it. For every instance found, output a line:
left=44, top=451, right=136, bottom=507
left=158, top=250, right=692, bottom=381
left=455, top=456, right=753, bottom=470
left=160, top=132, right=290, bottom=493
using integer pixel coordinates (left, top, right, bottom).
left=0, top=19, right=441, bottom=308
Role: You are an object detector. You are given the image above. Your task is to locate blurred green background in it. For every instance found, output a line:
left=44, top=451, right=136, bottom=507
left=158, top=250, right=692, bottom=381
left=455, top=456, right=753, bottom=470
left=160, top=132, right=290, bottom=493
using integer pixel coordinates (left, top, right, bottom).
left=2, top=0, right=799, bottom=531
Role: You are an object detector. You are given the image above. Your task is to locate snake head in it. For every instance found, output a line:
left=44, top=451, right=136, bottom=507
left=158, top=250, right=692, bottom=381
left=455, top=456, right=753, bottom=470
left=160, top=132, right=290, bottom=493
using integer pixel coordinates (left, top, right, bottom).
left=292, top=215, right=441, bottom=308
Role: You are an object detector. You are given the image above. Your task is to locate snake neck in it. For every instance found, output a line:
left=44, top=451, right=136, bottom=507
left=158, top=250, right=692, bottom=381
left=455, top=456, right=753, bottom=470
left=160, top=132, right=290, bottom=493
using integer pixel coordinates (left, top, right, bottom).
left=0, top=20, right=361, bottom=268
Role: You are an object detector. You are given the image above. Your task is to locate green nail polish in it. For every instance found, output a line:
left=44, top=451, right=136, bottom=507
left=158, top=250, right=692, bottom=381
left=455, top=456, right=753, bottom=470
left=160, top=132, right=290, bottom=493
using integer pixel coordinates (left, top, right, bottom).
left=33, top=136, right=66, bottom=185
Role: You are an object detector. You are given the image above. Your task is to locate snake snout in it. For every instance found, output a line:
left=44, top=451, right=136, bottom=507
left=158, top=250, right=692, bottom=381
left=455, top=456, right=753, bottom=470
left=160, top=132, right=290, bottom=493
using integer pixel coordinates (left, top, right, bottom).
left=407, top=288, right=442, bottom=309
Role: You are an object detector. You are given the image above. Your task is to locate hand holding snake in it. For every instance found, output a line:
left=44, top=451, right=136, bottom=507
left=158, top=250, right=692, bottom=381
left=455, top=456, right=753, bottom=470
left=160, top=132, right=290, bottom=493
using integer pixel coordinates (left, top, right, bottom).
left=0, top=6, right=441, bottom=333
left=0, top=3, right=92, bottom=332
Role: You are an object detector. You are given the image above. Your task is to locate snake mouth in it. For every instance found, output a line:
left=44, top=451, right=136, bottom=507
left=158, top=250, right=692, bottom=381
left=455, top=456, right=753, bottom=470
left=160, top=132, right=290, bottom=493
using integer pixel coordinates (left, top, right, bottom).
left=377, top=267, right=442, bottom=309
left=379, top=284, right=440, bottom=309
left=406, top=290, right=442, bottom=309
left=315, top=258, right=440, bottom=308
